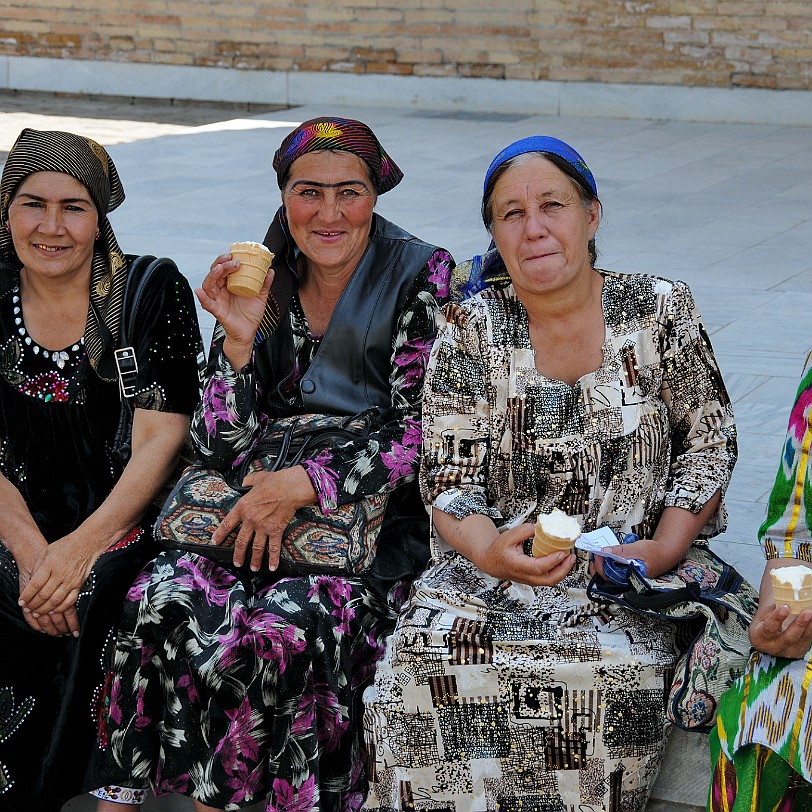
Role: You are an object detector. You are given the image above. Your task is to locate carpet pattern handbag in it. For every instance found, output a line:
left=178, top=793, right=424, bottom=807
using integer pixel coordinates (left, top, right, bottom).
left=156, top=410, right=388, bottom=575
left=587, top=543, right=758, bottom=732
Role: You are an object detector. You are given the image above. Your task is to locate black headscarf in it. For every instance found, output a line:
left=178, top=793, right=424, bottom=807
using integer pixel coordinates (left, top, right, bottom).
left=0, top=128, right=128, bottom=381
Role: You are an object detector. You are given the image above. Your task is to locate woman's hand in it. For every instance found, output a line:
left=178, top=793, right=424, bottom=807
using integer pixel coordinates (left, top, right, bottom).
left=213, top=466, right=318, bottom=572
left=24, top=605, right=80, bottom=637
left=14, top=534, right=73, bottom=636
left=749, top=603, right=812, bottom=659
left=18, top=531, right=101, bottom=636
left=432, top=511, right=575, bottom=586
left=591, top=537, right=657, bottom=579
left=749, top=559, right=812, bottom=659
left=195, top=252, right=274, bottom=369
left=471, top=523, right=576, bottom=586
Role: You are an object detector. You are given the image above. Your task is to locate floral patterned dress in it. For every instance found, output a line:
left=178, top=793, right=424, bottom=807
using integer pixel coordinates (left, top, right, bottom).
left=363, top=270, right=737, bottom=812
left=0, top=269, right=201, bottom=812
left=97, top=250, right=453, bottom=810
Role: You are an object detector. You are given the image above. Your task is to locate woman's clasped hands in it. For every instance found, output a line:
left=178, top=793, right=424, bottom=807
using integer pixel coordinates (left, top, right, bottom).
left=18, top=531, right=101, bottom=637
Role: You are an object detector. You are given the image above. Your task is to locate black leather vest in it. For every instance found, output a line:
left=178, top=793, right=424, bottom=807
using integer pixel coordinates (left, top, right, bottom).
left=254, top=214, right=440, bottom=583
left=256, top=213, right=437, bottom=417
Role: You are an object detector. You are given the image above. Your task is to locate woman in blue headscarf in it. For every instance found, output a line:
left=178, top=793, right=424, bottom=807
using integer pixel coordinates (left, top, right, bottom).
left=362, top=136, right=739, bottom=811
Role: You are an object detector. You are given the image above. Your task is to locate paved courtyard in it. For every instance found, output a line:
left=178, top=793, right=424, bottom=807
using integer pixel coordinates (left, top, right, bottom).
left=2, top=90, right=811, bottom=812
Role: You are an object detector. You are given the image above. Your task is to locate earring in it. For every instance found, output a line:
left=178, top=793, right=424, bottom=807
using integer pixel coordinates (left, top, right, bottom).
left=95, top=230, right=100, bottom=241
left=3, top=222, right=9, bottom=233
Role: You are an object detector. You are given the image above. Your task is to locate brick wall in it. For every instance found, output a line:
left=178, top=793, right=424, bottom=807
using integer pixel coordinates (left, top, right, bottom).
left=1, top=0, right=810, bottom=91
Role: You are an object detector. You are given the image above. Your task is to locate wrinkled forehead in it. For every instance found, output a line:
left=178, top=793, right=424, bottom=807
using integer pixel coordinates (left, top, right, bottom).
left=491, top=154, right=583, bottom=198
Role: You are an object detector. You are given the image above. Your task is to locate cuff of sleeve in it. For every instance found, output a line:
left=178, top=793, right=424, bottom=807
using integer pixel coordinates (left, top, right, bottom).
left=434, top=489, right=502, bottom=522
left=762, top=537, right=812, bottom=560
left=215, top=345, right=254, bottom=377
left=302, top=459, right=338, bottom=513
left=90, top=786, right=148, bottom=804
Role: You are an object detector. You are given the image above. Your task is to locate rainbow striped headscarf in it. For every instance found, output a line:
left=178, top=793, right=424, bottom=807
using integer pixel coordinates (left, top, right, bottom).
left=272, top=117, right=403, bottom=194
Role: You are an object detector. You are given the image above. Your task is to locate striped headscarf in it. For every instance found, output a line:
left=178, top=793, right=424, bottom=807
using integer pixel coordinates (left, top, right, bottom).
left=272, top=117, right=403, bottom=194
left=0, top=128, right=128, bottom=381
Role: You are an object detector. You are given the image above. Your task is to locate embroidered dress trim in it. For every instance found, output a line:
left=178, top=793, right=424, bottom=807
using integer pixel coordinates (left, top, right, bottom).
left=90, top=785, right=147, bottom=804
left=5, top=287, right=86, bottom=402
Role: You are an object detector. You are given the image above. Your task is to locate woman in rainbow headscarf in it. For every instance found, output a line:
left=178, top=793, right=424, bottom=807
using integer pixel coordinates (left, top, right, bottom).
left=93, top=117, right=454, bottom=812
left=710, top=350, right=812, bottom=810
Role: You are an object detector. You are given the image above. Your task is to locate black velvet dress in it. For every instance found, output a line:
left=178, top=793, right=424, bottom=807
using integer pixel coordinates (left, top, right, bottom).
left=0, top=266, right=201, bottom=812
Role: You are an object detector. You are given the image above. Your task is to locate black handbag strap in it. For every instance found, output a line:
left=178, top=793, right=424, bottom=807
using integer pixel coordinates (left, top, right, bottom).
left=111, top=255, right=185, bottom=465
left=226, top=408, right=382, bottom=490
left=587, top=546, right=753, bottom=624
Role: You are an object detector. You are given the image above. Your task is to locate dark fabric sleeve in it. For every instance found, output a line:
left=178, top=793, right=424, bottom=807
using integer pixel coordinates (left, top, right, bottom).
left=189, top=249, right=455, bottom=506
left=130, top=266, right=203, bottom=416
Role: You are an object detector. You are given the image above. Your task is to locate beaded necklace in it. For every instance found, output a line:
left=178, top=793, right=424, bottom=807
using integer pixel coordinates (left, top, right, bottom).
left=10, top=286, right=86, bottom=402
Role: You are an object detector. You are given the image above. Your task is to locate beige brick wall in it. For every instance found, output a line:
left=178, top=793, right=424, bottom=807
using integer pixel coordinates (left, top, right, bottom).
left=1, top=0, right=810, bottom=90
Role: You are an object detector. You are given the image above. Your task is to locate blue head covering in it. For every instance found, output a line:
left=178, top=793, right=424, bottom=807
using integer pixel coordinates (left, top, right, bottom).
left=483, top=135, right=597, bottom=197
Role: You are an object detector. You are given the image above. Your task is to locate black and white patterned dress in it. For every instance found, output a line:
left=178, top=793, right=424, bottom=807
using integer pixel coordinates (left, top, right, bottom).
left=363, top=270, right=737, bottom=812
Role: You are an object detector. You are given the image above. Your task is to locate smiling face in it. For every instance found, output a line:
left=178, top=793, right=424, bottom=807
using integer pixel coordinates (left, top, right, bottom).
left=488, top=155, right=600, bottom=300
left=281, top=150, right=377, bottom=280
left=7, top=171, right=98, bottom=285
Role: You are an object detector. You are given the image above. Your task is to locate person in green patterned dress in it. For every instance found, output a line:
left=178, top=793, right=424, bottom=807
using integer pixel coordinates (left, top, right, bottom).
left=709, top=349, right=812, bottom=810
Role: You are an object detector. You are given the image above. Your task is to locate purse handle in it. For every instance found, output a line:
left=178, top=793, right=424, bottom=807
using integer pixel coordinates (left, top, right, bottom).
left=226, top=408, right=383, bottom=491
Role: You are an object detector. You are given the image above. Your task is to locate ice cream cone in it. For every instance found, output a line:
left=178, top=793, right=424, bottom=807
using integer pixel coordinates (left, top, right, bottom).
left=770, top=565, right=812, bottom=614
left=227, top=241, right=274, bottom=297
left=531, top=509, right=581, bottom=558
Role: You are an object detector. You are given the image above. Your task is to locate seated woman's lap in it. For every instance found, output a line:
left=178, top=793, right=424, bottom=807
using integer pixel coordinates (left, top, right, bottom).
left=363, top=559, right=680, bottom=811
left=0, top=526, right=160, bottom=804
left=103, top=549, right=406, bottom=807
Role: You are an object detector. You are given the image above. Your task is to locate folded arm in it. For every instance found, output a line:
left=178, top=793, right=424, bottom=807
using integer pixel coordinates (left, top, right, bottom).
left=17, top=408, right=189, bottom=630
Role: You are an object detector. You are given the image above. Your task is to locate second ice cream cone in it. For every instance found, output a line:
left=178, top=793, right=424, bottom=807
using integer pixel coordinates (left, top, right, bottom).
left=770, top=565, right=812, bottom=614
left=532, top=509, right=581, bottom=558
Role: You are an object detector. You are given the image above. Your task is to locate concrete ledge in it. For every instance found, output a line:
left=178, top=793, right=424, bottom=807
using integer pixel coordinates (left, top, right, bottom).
left=5, top=55, right=812, bottom=126
left=649, top=728, right=712, bottom=810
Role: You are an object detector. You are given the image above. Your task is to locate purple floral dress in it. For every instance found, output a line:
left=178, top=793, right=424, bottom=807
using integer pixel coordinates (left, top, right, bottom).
left=96, top=250, right=453, bottom=810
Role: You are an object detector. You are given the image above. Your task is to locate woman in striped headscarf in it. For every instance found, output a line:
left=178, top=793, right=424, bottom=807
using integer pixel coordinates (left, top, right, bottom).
left=0, top=128, right=202, bottom=811
left=95, top=116, right=454, bottom=812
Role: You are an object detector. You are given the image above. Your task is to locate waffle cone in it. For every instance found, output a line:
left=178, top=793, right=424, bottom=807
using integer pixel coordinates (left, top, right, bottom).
left=227, top=241, right=274, bottom=297
left=770, top=568, right=812, bottom=614
left=532, top=527, right=577, bottom=558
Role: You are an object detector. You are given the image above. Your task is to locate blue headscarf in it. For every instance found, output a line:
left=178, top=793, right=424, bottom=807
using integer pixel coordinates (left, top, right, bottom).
left=453, top=136, right=598, bottom=302
left=483, top=135, right=597, bottom=197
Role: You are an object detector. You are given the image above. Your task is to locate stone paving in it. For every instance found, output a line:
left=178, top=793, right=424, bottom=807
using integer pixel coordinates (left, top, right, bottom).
left=3, top=90, right=811, bottom=812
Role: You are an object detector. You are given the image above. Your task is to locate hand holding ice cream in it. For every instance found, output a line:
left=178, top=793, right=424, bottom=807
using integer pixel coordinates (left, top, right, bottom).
left=770, top=565, right=812, bottom=615
left=531, top=509, right=582, bottom=558
left=195, top=243, right=276, bottom=371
